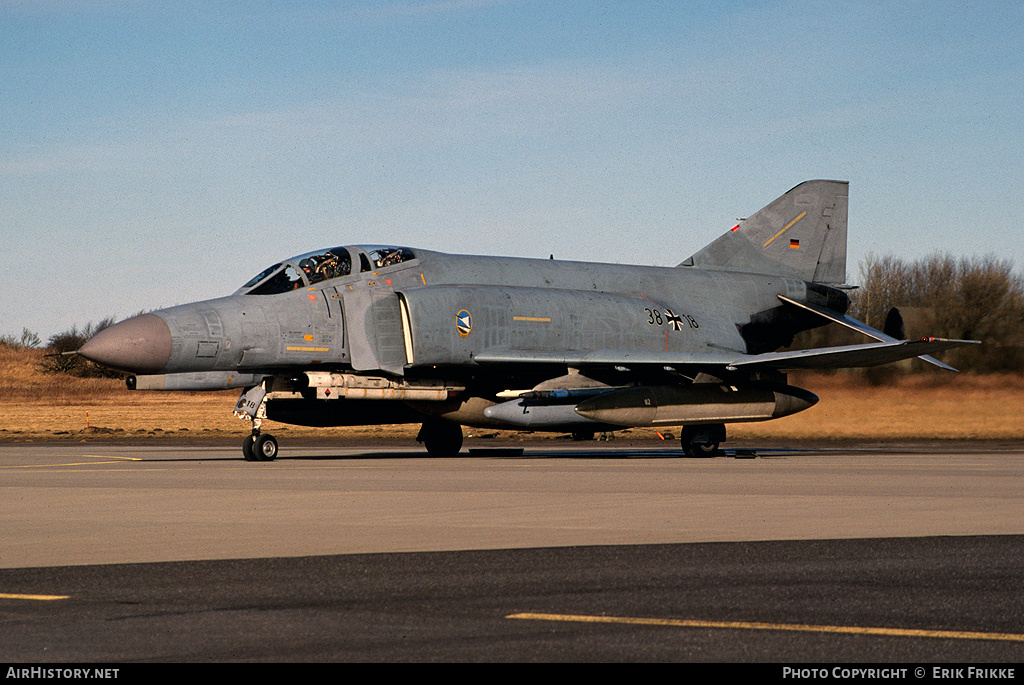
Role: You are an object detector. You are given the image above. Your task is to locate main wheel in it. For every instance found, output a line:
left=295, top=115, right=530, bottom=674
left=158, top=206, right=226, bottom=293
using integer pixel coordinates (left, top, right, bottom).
left=417, top=420, right=463, bottom=457
left=683, top=440, right=719, bottom=458
left=254, top=433, right=279, bottom=461
left=681, top=424, right=725, bottom=458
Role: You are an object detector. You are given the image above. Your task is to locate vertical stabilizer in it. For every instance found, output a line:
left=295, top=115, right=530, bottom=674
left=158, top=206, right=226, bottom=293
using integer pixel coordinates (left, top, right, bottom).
left=679, top=180, right=849, bottom=284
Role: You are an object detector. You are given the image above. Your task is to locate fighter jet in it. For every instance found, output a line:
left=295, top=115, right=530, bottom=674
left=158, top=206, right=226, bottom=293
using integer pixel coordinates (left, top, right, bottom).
left=79, top=180, right=977, bottom=460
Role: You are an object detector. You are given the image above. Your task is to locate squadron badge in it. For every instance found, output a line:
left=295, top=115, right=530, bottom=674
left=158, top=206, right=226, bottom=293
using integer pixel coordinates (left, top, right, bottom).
left=456, top=309, right=473, bottom=337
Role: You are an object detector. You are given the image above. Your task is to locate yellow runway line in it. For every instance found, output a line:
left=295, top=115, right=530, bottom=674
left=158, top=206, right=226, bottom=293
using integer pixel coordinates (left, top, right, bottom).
left=507, top=612, right=1024, bottom=643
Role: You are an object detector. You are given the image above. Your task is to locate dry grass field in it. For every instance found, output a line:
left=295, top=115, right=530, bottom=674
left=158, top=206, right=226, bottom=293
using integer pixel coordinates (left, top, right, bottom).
left=1, top=346, right=1021, bottom=443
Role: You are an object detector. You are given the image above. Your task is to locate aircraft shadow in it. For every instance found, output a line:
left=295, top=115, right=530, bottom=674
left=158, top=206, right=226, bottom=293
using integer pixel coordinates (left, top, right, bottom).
left=270, top=446, right=831, bottom=461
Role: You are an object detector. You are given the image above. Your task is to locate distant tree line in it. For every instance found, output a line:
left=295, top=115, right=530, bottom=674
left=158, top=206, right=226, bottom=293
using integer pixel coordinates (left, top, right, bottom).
left=3, top=255, right=1023, bottom=376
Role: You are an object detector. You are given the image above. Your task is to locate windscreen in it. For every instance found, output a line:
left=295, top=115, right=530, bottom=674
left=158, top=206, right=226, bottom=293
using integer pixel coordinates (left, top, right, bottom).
left=247, top=264, right=306, bottom=295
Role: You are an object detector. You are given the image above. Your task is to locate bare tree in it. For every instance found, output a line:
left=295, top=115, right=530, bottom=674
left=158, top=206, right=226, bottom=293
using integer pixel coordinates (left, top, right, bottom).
left=0, top=328, right=41, bottom=350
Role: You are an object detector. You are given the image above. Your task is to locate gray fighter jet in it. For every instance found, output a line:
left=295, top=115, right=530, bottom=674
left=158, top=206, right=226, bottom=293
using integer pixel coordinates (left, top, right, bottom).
left=79, top=180, right=977, bottom=460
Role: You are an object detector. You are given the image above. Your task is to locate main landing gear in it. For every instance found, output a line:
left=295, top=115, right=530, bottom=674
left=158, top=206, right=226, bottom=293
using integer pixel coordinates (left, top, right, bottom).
left=680, top=423, right=725, bottom=458
left=416, top=419, right=464, bottom=457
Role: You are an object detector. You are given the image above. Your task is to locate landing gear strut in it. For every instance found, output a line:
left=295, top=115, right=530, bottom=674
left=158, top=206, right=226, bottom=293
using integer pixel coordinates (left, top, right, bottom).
left=681, top=424, right=725, bottom=458
left=416, top=420, right=463, bottom=457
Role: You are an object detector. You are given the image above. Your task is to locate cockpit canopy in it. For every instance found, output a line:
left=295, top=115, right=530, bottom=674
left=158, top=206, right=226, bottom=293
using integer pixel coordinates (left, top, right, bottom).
left=238, top=245, right=417, bottom=295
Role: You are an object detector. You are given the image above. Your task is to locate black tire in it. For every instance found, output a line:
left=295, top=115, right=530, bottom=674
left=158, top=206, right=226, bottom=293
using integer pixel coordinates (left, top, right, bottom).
left=683, top=440, right=719, bottom=458
left=242, top=435, right=257, bottom=461
left=571, top=430, right=595, bottom=441
left=417, top=420, right=463, bottom=457
left=254, top=433, right=278, bottom=461
left=681, top=424, right=724, bottom=458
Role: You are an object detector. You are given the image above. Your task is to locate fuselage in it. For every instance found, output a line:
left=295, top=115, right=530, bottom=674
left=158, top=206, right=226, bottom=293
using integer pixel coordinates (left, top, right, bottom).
left=80, top=245, right=845, bottom=380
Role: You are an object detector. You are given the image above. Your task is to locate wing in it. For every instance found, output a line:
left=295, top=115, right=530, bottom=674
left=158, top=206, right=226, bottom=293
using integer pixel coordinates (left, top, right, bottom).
left=473, top=337, right=979, bottom=371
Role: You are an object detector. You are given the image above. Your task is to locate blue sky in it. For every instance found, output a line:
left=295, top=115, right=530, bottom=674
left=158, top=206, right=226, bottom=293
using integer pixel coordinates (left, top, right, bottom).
left=2, top=0, right=1022, bottom=340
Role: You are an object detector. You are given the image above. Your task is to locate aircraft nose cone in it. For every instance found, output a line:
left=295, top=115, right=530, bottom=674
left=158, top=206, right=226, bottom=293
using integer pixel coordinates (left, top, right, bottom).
left=79, top=313, right=172, bottom=374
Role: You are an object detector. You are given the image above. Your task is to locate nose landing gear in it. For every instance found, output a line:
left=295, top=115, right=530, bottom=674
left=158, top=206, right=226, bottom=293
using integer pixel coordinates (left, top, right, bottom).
left=236, top=383, right=278, bottom=461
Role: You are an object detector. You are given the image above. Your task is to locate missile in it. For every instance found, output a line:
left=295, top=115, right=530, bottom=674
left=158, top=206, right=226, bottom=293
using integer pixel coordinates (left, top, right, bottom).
left=573, top=383, right=818, bottom=427
left=483, top=398, right=605, bottom=429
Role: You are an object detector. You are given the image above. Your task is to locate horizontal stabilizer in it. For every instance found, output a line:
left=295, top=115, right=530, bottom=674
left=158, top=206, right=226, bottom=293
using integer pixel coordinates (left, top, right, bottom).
left=779, top=295, right=960, bottom=371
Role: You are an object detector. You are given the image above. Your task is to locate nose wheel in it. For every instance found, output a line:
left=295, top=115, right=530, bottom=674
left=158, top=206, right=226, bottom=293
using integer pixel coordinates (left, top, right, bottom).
left=243, top=432, right=278, bottom=461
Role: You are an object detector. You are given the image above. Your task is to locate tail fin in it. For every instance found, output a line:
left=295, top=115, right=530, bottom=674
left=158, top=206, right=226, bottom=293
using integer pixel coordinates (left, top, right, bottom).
left=679, top=180, right=849, bottom=284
